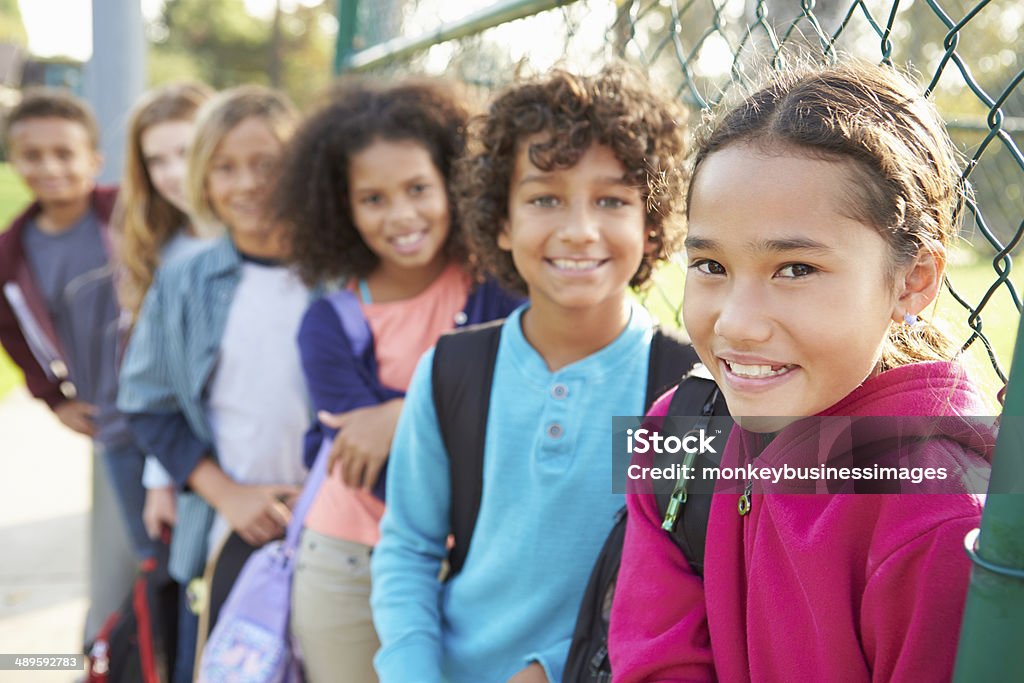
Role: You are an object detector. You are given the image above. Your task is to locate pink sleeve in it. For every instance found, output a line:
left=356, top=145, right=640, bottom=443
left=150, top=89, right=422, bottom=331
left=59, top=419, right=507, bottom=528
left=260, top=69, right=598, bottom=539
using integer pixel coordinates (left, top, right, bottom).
left=609, top=387, right=716, bottom=682
left=860, top=512, right=979, bottom=682
left=647, top=388, right=676, bottom=419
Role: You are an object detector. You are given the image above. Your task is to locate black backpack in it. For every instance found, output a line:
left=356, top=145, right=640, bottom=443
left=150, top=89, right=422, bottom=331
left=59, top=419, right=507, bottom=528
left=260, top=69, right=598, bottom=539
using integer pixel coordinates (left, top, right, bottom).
left=86, top=541, right=179, bottom=683
left=431, top=320, right=702, bottom=580
left=562, top=371, right=730, bottom=682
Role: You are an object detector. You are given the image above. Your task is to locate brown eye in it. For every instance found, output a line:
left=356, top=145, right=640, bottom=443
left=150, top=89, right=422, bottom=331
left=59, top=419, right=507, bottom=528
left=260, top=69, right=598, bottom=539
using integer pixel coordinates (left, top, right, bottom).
left=777, top=263, right=817, bottom=278
left=529, top=195, right=559, bottom=208
left=692, top=259, right=725, bottom=275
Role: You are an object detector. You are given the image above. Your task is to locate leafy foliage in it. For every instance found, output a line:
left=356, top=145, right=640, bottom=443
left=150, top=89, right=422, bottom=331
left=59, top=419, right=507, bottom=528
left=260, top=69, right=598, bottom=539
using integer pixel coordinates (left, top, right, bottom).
left=0, top=0, right=27, bottom=46
left=148, top=0, right=335, bottom=106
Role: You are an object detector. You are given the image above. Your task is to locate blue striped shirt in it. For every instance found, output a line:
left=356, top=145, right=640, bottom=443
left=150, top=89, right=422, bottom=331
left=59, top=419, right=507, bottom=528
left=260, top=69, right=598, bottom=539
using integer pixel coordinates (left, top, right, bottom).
left=117, top=236, right=312, bottom=580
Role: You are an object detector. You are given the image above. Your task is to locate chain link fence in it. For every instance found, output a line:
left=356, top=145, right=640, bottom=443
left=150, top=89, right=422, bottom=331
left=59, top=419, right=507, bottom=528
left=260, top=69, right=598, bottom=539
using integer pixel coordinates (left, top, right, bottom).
left=337, top=0, right=1023, bottom=401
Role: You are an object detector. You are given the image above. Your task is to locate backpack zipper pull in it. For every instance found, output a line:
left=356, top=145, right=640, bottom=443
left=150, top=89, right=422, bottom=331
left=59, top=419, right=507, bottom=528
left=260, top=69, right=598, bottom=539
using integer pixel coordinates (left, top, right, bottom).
left=662, top=449, right=698, bottom=531
left=660, top=407, right=714, bottom=532
left=738, top=479, right=752, bottom=516
left=739, top=430, right=770, bottom=517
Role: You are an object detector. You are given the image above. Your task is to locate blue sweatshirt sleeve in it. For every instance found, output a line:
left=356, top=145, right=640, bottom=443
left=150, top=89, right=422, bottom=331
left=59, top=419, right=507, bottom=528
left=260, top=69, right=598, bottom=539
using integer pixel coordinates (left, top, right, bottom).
left=127, top=412, right=209, bottom=488
left=463, top=277, right=525, bottom=326
left=298, top=297, right=388, bottom=421
left=298, top=297, right=403, bottom=500
left=370, top=348, right=449, bottom=683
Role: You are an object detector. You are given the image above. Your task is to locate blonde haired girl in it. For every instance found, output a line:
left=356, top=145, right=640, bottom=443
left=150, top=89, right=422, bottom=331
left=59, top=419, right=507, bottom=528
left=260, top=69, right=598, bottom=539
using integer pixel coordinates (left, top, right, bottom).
left=117, top=82, right=213, bottom=324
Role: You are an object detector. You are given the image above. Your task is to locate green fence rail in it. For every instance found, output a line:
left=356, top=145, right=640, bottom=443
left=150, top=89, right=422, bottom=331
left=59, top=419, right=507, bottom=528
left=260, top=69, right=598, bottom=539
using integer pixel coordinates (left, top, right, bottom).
left=335, top=0, right=581, bottom=72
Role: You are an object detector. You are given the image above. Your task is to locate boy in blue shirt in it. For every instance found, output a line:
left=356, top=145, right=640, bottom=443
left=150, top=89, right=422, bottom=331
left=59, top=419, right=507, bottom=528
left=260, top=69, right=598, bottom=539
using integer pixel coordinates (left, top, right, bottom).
left=370, top=66, right=690, bottom=683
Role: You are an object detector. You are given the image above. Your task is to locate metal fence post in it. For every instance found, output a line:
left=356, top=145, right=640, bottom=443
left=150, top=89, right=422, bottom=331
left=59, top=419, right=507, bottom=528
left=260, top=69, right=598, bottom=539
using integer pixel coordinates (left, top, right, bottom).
left=334, top=0, right=359, bottom=74
left=84, top=0, right=146, bottom=184
left=953, top=313, right=1024, bottom=680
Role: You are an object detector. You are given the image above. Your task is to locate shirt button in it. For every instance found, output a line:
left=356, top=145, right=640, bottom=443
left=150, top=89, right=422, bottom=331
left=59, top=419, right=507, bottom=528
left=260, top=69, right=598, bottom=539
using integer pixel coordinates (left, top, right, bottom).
left=50, top=360, right=68, bottom=378
left=59, top=381, right=77, bottom=399
left=453, top=311, right=468, bottom=325
left=547, top=423, right=563, bottom=439
left=551, top=384, right=568, bottom=399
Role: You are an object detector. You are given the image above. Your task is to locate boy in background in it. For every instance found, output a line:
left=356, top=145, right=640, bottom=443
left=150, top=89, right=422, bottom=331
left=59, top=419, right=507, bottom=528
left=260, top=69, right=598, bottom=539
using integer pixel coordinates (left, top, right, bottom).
left=0, top=88, right=139, bottom=645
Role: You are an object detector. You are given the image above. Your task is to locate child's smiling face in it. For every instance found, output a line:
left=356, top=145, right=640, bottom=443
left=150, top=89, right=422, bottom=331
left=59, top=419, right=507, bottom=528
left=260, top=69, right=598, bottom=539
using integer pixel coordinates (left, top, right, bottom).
left=499, top=138, right=648, bottom=320
left=683, top=144, right=907, bottom=426
left=141, top=119, right=194, bottom=214
left=205, top=116, right=283, bottom=242
left=348, top=138, right=450, bottom=279
left=8, top=117, right=101, bottom=207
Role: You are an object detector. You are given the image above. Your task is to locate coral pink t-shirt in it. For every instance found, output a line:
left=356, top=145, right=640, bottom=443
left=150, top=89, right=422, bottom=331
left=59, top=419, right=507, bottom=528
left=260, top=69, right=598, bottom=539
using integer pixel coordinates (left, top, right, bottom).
left=304, top=263, right=471, bottom=545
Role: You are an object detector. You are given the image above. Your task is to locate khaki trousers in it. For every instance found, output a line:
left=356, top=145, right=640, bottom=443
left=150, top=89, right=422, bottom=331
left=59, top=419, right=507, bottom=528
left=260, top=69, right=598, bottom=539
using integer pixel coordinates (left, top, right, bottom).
left=291, top=529, right=380, bottom=683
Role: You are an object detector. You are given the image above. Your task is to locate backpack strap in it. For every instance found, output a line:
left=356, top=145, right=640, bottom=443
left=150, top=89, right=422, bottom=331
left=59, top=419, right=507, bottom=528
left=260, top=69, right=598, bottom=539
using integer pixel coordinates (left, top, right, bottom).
left=664, top=365, right=721, bottom=416
left=654, top=369, right=731, bottom=576
left=328, top=289, right=373, bottom=359
left=432, top=320, right=504, bottom=579
left=646, top=328, right=701, bottom=412
left=284, top=290, right=375, bottom=553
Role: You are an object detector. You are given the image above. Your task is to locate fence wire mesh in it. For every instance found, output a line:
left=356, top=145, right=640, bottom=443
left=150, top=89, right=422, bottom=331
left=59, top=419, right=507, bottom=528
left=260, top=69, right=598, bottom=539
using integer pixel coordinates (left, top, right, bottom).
left=339, top=0, right=1024, bottom=401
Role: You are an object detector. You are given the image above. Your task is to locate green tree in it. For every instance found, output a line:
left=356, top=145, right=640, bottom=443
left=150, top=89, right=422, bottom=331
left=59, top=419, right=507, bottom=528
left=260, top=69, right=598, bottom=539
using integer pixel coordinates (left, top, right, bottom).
left=0, top=0, right=27, bottom=45
left=152, top=0, right=271, bottom=88
left=273, top=0, right=335, bottom=106
left=148, top=0, right=334, bottom=106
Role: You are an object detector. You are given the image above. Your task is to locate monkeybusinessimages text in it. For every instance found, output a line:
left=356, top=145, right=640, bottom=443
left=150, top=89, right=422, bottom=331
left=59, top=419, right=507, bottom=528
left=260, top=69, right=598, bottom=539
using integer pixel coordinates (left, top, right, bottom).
left=624, top=427, right=950, bottom=485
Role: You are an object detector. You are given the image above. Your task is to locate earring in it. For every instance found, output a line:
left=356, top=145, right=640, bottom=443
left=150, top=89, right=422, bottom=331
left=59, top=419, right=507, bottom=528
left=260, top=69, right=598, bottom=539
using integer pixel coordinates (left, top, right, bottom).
left=903, top=312, right=919, bottom=327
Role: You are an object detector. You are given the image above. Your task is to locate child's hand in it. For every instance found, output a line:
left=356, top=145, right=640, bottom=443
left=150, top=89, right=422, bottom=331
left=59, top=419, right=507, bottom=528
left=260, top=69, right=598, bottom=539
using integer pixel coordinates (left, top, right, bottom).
left=506, top=663, right=548, bottom=683
left=143, top=486, right=177, bottom=539
left=318, top=399, right=404, bottom=491
left=218, top=482, right=301, bottom=547
left=54, top=399, right=97, bottom=436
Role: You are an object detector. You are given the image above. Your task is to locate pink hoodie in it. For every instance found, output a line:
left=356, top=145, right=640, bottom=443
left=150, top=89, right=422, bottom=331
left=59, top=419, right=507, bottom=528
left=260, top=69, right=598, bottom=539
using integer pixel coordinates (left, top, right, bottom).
left=609, top=362, right=995, bottom=682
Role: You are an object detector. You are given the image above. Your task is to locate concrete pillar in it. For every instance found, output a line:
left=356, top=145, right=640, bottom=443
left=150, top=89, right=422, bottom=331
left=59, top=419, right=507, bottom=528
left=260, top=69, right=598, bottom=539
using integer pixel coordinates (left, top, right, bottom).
left=83, top=0, right=146, bottom=184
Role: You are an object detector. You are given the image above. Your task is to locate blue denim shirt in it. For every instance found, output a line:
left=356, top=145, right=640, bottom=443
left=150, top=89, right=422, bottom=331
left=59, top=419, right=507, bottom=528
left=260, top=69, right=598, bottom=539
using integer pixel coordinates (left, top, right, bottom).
left=118, top=236, right=247, bottom=581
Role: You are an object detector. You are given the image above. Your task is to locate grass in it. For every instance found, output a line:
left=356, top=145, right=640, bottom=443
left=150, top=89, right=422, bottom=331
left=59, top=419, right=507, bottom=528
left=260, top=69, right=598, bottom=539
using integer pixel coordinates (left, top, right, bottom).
left=0, top=164, right=30, bottom=400
left=933, top=250, right=1023, bottom=408
left=640, top=247, right=1023, bottom=411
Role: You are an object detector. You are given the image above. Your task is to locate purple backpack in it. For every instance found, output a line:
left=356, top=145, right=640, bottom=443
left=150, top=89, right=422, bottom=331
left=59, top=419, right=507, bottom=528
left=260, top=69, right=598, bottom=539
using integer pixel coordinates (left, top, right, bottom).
left=197, top=291, right=371, bottom=683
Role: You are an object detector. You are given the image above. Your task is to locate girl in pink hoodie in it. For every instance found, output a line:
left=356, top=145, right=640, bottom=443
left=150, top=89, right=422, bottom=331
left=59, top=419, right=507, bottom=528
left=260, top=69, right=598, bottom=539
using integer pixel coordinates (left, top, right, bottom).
left=609, top=62, right=995, bottom=682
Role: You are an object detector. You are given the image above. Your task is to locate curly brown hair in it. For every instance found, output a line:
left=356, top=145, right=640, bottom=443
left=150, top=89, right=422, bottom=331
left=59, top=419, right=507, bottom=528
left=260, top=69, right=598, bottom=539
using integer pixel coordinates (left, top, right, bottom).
left=689, top=60, right=963, bottom=370
left=277, top=77, right=473, bottom=286
left=454, top=64, right=689, bottom=295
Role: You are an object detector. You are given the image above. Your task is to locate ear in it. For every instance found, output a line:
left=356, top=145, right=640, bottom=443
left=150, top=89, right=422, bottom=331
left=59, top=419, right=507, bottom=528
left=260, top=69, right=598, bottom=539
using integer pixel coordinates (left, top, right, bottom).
left=91, top=150, right=105, bottom=176
left=497, top=218, right=512, bottom=252
left=892, top=242, right=946, bottom=323
left=643, top=225, right=658, bottom=255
